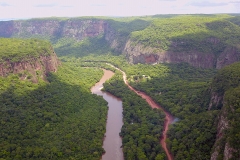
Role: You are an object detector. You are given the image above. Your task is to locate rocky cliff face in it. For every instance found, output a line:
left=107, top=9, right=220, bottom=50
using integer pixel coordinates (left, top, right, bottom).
left=208, top=92, right=223, bottom=110
left=0, top=51, right=60, bottom=82
left=124, top=40, right=240, bottom=69
left=0, top=19, right=107, bottom=40
left=105, top=27, right=125, bottom=53
left=104, top=25, right=129, bottom=54
left=210, top=99, right=238, bottom=160
left=211, top=105, right=230, bottom=160
left=216, top=47, right=239, bottom=69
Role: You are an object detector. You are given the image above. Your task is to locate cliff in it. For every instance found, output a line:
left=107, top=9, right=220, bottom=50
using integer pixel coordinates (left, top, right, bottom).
left=124, top=40, right=240, bottom=69
left=0, top=19, right=107, bottom=40
left=124, top=40, right=217, bottom=68
left=210, top=91, right=240, bottom=160
left=0, top=38, right=60, bottom=82
left=0, top=53, right=60, bottom=82
left=210, top=62, right=240, bottom=159
left=124, top=15, right=240, bottom=69
left=0, top=15, right=240, bottom=68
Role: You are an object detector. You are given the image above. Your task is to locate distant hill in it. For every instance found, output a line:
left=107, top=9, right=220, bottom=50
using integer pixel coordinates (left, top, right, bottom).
left=0, top=14, right=240, bottom=68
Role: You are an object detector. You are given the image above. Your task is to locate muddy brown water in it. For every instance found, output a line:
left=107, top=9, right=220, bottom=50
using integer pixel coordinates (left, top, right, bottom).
left=91, top=69, right=124, bottom=160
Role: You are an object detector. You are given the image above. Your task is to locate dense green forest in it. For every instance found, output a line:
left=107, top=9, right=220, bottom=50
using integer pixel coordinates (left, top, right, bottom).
left=126, top=63, right=219, bottom=159
left=0, top=62, right=108, bottom=159
left=0, top=38, right=52, bottom=62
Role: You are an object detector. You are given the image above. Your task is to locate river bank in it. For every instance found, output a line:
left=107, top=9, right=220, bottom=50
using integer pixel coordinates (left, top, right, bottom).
left=107, top=63, right=175, bottom=160
left=91, top=69, right=124, bottom=160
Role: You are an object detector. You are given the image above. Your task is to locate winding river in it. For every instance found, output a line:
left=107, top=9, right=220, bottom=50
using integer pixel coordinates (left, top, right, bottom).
left=107, top=63, right=175, bottom=160
left=91, top=65, right=175, bottom=160
left=91, top=69, right=124, bottom=160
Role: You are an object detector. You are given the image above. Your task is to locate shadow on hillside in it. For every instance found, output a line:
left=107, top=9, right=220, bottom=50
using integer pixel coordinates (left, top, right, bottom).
left=163, top=18, right=240, bottom=59
left=0, top=73, right=107, bottom=159
left=54, top=36, right=111, bottom=57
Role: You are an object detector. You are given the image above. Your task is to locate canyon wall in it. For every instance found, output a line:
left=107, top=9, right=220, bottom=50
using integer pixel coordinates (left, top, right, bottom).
left=0, top=50, right=60, bottom=82
left=0, top=18, right=240, bottom=69
left=0, top=19, right=107, bottom=40
left=124, top=40, right=240, bottom=69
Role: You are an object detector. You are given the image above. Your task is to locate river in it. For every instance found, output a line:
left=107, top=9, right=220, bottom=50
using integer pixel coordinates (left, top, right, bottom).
left=91, top=69, right=124, bottom=160
left=107, top=63, right=175, bottom=160
left=91, top=65, right=175, bottom=160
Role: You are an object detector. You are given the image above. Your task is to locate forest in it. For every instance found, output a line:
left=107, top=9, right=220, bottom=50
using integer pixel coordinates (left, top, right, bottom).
left=1, top=14, right=240, bottom=160
left=0, top=61, right=108, bottom=159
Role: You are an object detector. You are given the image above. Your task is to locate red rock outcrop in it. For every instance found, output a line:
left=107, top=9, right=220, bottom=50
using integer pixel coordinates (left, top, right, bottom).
left=124, top=40, right=240, bottom=69
left=0, top=51, right=60, bottom=82
left=124, top=41, right=216, bottom=68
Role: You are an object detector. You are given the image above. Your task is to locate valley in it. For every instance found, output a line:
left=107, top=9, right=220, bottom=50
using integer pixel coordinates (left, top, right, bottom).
left=108, top=63, right=175, bottom=160
left=91, top=69, right=124, bottom=160
left=0, top=14, right=240, bottom=160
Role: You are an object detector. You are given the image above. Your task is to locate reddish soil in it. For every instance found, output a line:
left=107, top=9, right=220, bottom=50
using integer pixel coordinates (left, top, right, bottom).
left=109, top=63, right=174, bottom=160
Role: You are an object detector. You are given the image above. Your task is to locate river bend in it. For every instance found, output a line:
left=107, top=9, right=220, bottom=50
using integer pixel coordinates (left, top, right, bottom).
left=91, top=69, right=124, bottom=160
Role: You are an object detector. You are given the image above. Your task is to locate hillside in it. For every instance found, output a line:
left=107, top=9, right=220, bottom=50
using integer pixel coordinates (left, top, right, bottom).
left=125, top=15, right=240, bottom=68
left=0, top=39, right=109, bottom=159
left=0, top=14, right=240, bottom=68
left=0, top=38, right=60, bottom=82
left=210, top=62, right=240, bottom=160
left=0, top=17, right=151, bottom=57
left=79, top=55, right=240, bottom=160
left=1, top=15, right=240, bottom=160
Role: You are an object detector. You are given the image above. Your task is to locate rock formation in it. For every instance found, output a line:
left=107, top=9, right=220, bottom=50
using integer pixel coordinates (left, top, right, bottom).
left=0, top=47, right=60, bottom=82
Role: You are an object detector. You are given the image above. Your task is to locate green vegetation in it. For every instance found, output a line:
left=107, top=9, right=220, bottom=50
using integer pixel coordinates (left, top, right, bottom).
left=107, top=19, right=151, bottom=35
left=129, top=63, right=216, bottom=118
left=130, top=15, right=240, bottom=55
left=211, top=62, right=240, bottom=95
left=126, top=63, right=218, bottom=159
left=54, top=36, right=110, bottom=57
left=3, top=14, right=240, bottom=59
left=8, top=17, right=152, bottom=57
left=81, top=55, right=218, bottom=159
left=224, top=86, right=240, bottom=159
left=103, top=71, right=166, bottom=160
left=0, top=38, right=52, bottom=62
left=0, top=62, right=108, bottom=159
left=167, top=111, right=218, bottom=160
left=210, top=62, right=240, bottom=159
left=1, top=14, right=240, bottom=160
left=81, top=58, right=167, bottom=159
